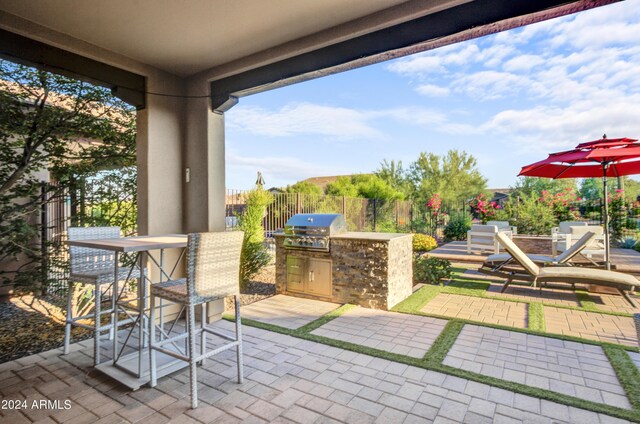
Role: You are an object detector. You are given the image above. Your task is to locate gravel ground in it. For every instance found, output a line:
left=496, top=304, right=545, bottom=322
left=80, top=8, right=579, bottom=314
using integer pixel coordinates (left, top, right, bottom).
left=0, top=265, right=276, bottom=364
left=0, top=294, right=93, bottom=363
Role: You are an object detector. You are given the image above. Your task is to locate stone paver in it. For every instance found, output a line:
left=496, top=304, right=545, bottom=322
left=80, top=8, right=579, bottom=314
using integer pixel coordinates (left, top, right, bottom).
left=443, top=324, right=632, bottom=409
left=310, top=306, right=447, bottom=358
left=586, top=291, right=640, bottom=314
left=422, top=293, right=528, bottom=328
left=1, top=319, right=632, bottom=424
left=545, top=306, right=637, bottom=346
left=240, top=294, right=340, bottom=329
left=484, top=280, right=581, bottom=307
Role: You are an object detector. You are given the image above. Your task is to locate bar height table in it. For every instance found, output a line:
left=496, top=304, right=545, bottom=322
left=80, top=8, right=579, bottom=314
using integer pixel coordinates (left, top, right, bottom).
left=66, top=234, right=188, bottom=389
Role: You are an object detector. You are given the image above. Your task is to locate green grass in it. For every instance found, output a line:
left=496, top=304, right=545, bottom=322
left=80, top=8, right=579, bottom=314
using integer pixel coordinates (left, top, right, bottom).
left=604, top=345, right=640, bottom=411
left=424, top=319, right=464, bottom=363
left=528, top=302, right=545, bottom=332
left=576, top=290, right=601, bottom=312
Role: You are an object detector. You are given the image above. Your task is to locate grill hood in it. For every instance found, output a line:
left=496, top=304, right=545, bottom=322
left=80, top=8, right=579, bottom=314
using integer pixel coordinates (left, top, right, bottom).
left=284, top=214, right=347, bottom=235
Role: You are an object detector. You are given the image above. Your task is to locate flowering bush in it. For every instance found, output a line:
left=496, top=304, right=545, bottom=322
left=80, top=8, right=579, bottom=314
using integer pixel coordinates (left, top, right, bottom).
left=413, top=233, right=438, bottom=252
left=539, top=187, right=580, bottom=223
left=426, top=193, right=448, bottom=225
left=469, top=193, right=498, bottom=224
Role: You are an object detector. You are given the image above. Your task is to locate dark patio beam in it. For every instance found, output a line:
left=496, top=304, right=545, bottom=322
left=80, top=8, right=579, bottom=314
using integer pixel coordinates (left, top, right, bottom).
left=211, top=0, right=618, bottom=113
left=0, top=29, right=146, bottom=110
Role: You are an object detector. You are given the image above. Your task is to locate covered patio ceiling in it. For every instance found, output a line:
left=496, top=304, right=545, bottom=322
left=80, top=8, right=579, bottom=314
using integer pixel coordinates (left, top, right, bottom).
left=0, top=0, right=620, bottom=111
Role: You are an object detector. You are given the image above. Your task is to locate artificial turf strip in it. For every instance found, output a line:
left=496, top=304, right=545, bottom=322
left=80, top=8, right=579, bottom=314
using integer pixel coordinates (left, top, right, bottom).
left=576, top=290, right=600, bottom=312
left=296, top=304, right=357, bottom=333
left=604, top=345, right=640, bottom=411
left=527, top=302, right=545, bottom=332
left=392, top=284, right=441, bottom=314
left=423, top=319, right=464, bottom=364
left=227, top=312, right=640, bottom=422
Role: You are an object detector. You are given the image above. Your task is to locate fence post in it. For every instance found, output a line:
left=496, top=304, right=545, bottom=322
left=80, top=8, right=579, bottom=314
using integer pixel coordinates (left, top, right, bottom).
left=373, top=199, right=377, bottom=231
left=342, top=196, right=346, bottom=216
left=297, top=192, right=302, bottom=214
left=40, top=184, right=48, bottom=293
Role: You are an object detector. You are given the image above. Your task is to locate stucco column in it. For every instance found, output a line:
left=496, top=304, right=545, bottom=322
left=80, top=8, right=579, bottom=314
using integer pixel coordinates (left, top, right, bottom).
left=137, top=75, right=184, bottom=237
left=183, top=78, right=228, bottom=321
left=136, top=74, right=185, bottom=322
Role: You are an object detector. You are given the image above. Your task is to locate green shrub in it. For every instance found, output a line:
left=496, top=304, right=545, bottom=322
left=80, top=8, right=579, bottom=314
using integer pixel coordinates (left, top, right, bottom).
left=238, top=188, right=273, bottom=288
left=413, top=233, right=437, bottom=252
left=619, top=237, right=638, bottom=249
left=411, top=218, right=435, bottom=235
left=505, top=193, right=556, bottom=235
left=443, top=211, right=472, bottom=241
left=414, top=256, right=452, bottom=284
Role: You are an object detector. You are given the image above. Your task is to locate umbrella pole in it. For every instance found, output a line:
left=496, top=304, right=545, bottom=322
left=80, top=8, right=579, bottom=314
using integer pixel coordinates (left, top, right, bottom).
left=603, top=163, right=610, bottom=270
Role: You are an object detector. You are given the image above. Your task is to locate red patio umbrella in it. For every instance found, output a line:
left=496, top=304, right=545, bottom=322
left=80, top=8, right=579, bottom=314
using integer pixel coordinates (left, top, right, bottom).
left=519, top=136, right=640, bottom=269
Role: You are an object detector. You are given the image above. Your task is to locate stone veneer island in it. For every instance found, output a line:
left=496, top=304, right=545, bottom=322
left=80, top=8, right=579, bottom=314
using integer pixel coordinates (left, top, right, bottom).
left=274, top=232, right=413, bottom=310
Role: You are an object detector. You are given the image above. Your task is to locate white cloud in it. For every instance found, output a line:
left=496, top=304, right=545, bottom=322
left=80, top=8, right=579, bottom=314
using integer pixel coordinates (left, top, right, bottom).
left=229, top=102, right=475, bottom=139
left=482, top=95, right=640, bottom=154
left=227, top=103, right=381, bottom=139
left=416, top=84, right=450, bottom=97
left=502, top=54, right=545, bottom=72
left=386, top=55, right=445, bottom=76
left=226, top=152, right=336, bottom=181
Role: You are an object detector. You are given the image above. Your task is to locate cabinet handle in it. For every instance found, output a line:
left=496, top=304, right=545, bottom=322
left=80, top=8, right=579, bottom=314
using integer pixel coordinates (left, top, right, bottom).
left=310, top=271, right=314, bottom=282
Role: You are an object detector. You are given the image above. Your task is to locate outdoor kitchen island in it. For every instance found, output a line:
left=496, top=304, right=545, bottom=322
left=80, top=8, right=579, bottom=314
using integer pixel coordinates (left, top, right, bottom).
left=274, top=217, right=413, bottom=310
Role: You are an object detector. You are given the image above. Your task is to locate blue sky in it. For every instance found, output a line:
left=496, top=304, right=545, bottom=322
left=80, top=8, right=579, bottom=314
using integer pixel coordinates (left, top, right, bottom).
left=226, top=1, right=640, bottom=190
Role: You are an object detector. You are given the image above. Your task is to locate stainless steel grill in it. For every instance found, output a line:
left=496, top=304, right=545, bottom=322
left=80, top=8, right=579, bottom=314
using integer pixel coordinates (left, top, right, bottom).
left=283, top=213, right=347, bottom=252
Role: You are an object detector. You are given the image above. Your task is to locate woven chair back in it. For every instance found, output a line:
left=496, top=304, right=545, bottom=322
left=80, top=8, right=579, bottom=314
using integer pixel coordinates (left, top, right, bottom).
left=68, top=227, right=121, bottom=273
left=187, top=231, right=245, bottom=300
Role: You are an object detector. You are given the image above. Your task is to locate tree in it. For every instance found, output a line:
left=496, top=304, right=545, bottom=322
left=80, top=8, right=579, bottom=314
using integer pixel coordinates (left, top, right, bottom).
left=0, top=60, right=136, bottom=291
left=284, top=181, right=322, bottom=195
left=325, top=176, right=359, bottom=197
left=579, top=178, right=601, bottom=200
left=512, top=177, right=577, bottom=199
left=325, top=174, right=404, bottom=200
left=408, top=150, right=487, bottom=205
left=375, top=159, right=411, bottom=198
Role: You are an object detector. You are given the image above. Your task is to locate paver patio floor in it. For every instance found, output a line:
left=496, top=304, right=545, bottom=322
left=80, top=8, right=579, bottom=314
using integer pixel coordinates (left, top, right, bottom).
left=240, top=294, right=340, bottom=329
left=310, top=307, right=447, bottom=358
left=0, top=320, right=632, bottom=424
left=443, top=325, right=632, bottom=410
left=544, top=306, right=637, bottom=346
left=484, top=281, right=581, bottom=307
left=421, top=293, right=528, bottom=328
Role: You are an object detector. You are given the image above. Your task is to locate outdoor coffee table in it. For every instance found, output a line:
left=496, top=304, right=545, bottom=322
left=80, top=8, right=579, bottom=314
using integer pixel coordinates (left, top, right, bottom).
left=66, top=234, right=187, bottom=389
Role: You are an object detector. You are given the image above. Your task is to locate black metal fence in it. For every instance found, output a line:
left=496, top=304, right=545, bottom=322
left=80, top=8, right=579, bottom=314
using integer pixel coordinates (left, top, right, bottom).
left=41, top=169, right=137, bottom=296
left=225, top=190, right=417, bottom=236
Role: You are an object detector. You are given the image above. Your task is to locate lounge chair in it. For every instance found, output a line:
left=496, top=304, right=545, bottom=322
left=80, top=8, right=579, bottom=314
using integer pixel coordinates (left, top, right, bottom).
left=482, top=231, right=597, bottom=270
left=483, top=232, right=640, bottom=306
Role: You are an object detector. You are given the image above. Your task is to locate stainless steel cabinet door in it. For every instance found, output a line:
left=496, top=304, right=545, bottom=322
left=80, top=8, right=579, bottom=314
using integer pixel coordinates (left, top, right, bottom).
left=307, top=259, right=332, bottom=297
left=286, top=256, right=305, bottom=293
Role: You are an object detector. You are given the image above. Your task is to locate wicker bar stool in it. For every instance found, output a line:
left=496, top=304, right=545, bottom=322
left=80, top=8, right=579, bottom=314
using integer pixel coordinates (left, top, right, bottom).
left=149, top=231, right=244, bottom=409
left=64, top=227, right=145, bottom=366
